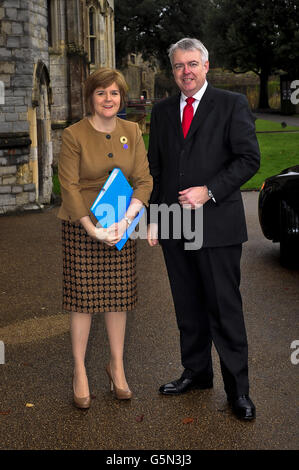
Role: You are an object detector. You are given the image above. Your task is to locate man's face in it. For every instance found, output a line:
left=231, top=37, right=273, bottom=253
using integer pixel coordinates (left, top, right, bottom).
left=172, top=49, right=209, bottom=97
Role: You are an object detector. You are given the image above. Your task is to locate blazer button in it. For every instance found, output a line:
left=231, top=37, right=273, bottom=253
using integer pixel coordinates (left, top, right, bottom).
left=106, top=134, right=111, bottom=139
left=108, top=152, right=113, bottom=158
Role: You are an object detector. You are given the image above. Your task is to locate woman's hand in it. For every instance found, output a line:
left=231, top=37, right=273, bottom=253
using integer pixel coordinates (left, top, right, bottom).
left=80, top=215, right=122, bottom=247
left=94, top=219, right=128, bottom=246
left=80, top=211, right=138, bottom=247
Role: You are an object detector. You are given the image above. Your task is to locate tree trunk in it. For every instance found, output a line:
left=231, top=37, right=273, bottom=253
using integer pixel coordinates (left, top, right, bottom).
left=258, top=69, right=270, bottom=109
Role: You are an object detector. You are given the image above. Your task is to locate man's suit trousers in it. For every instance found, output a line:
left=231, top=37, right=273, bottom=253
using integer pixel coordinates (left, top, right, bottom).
left=161, top=240, right=249, bottom=398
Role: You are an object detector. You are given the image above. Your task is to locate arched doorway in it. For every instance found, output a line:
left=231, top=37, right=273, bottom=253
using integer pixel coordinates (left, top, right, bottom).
left=31, top=61, right=53, bottom=204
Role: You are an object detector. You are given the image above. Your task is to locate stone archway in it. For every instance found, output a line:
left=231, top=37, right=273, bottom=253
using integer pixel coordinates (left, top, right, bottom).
left=30, top=61, right=53, bottom=204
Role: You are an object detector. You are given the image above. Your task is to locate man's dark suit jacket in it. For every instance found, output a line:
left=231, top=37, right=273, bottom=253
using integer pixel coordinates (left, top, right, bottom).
left=148, top=84, right=261, bottom=248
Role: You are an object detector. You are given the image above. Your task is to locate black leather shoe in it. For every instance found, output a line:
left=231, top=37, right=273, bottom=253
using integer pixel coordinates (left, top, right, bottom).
left=228, top=395, right=256, bottom=420
left=159, top=377, right=213, bottom=395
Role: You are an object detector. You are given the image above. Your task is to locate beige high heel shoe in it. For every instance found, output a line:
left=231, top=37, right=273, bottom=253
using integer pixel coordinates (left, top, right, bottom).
left=72, top=373, right=91, bottom=409
left=105, top=363, right=133, bottom=400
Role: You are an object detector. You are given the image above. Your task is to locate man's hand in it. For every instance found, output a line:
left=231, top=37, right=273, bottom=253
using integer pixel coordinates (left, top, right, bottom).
left=147, top=223, right=159, bottom=246
left=178, top=185, right=210, bottom=209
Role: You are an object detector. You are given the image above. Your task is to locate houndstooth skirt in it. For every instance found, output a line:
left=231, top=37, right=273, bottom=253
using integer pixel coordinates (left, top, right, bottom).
left=61, top=221, right=137, bottom=314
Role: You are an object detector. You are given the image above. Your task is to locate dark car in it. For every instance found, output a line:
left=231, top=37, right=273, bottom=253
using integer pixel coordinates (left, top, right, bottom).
left=258, top=165, right=299, bottom=267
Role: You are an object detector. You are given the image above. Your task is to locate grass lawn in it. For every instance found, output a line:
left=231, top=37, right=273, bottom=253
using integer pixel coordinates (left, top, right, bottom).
left=144, top=119, right=299, bottom=190
left=243, top=119, right=299, bottom=189
left=143, top=119, right=299, bottom=191
left=52, top=118, right=299, bottom=194
left=143, top=133, right=149, bottom=149
left=242, top=132, right=299, bottom=189
left=255, top=119, right=299, bottom=132
left=52, top=168, right=60, bottom=195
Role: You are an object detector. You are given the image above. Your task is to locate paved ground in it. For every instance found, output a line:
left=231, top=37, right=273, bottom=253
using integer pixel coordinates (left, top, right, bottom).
left=0, top=192, right=298, bottom=451
left=254, top=112, right=299, bottom=127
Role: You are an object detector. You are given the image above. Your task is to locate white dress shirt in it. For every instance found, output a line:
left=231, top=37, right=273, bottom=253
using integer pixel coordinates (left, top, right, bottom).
left=179, top=80, right=216, bottom=202
left=180, top=80, right=208, bottom=121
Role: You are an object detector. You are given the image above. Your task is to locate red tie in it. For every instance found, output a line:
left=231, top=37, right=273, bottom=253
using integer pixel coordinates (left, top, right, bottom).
left=182, top=97, right=195, bottom=138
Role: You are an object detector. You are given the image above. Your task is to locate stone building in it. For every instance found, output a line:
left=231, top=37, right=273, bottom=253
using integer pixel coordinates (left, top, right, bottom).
left=0, top=0, right=115, bottom=214
left=121, top=53, right=157, bottom=100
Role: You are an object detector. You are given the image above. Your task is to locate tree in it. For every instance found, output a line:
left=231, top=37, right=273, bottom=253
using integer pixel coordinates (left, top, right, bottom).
left=115, top=0, right=207, bottom=72
left=205, top=0, right=299, bottom=109
left=275, top=2, right=299, bottom=78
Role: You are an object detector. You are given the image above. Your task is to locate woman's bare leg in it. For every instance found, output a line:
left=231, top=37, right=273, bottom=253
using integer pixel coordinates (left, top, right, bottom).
left=104, top=311, right=130, bottom=390
left=70, top=312, right=92, bottom=397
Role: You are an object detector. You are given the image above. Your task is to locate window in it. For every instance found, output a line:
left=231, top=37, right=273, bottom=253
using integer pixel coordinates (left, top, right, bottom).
left=47, top=0, right=52, bottom=47
left=99, top=13, right=106, bottom=65
left=47, top=0, right=60, bottom=49
left=0, top=81, right=4, bottom=105
left=88, top=7, right=96, bottom=64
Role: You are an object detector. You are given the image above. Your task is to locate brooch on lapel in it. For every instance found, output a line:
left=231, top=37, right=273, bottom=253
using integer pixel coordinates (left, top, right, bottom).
left=120, top=136, right=128, bottom=149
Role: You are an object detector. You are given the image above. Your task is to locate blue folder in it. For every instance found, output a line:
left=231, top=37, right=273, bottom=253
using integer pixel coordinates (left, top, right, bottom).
left=90, top=168, right=144, bottom=250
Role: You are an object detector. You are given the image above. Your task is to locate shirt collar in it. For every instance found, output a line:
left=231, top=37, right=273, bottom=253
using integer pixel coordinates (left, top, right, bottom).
left=180, top=80, right=208, bottom=104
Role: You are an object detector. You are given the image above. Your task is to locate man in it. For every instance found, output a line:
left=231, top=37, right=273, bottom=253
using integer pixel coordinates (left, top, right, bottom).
left=147, top=38, right=260, bottom=420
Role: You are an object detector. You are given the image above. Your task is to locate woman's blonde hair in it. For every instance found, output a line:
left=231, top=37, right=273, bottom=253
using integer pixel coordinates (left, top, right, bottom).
left=84, top=67, right=129, bottom=114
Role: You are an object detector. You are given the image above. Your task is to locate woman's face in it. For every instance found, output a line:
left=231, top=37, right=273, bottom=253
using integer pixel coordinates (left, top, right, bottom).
left=92, top=82, right=121, bottom=119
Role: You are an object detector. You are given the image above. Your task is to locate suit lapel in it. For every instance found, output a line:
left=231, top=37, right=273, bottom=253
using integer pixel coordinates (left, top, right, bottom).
left=166, top=93, right=185, bottom=143
left=185, top=84, right=215, bottom=142
left=164, top=85, right=215, bottom=143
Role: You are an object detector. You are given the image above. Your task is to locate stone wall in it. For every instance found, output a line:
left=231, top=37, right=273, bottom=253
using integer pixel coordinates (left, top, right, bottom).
left=154, top=68, right=281, bottom=110
left=0, top=137, right=36, bottom=214
left=122, top=54, right=156, bottom=100
left=0, top=0, right=116, bottom=215
left=0, top=0, right=30, bottom=136
left=0, top=0, right=52, bottom=213
left=208, top=68, right=280, bottom=110
left=49, top=0, right=116, bottom=166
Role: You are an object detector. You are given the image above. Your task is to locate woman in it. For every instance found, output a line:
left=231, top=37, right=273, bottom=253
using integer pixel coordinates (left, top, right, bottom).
left=58, top=68, right=153, bottom=408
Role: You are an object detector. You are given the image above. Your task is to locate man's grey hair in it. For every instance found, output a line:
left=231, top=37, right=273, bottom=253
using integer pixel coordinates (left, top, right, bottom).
left=168, top=38, right=209, bottom=66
